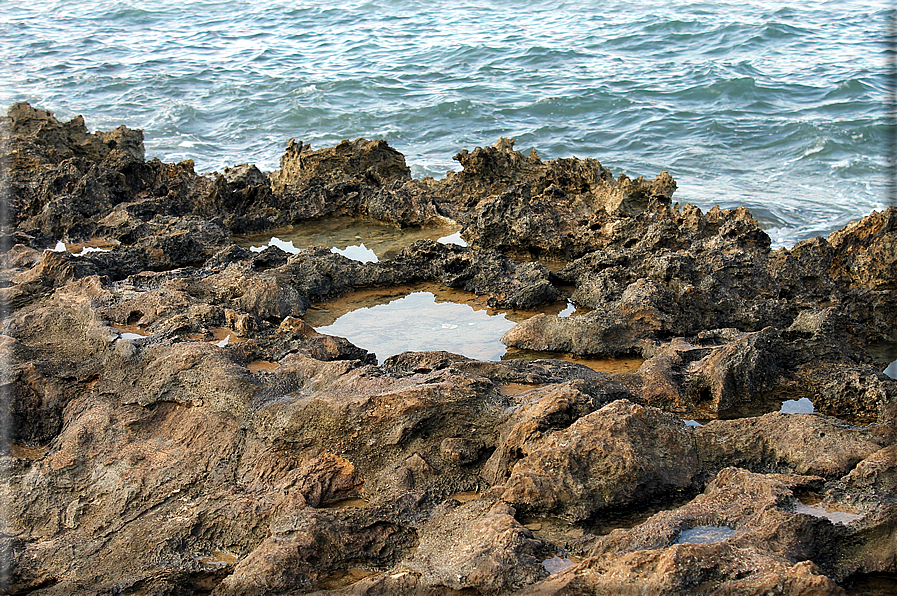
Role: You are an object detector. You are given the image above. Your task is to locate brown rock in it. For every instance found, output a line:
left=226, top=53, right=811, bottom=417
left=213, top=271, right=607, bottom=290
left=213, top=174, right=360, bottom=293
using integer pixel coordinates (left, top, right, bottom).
left=515, top=546, right=844, bottom=596
left=403, top=499, right=548, bottom=594
left=270, top=137, right=411, bottom=195
left=4, top=104, right=897, bottom=595
left=501, top=400, right=699, bottom=521
left=695, top=413, right=888, bottom=477
left=440, top=438, right=485, bottom=465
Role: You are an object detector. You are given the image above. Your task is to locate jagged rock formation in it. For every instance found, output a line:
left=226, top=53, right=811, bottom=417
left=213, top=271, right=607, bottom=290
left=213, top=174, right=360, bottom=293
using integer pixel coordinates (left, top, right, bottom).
left=1, top=103, right=896, bottom=595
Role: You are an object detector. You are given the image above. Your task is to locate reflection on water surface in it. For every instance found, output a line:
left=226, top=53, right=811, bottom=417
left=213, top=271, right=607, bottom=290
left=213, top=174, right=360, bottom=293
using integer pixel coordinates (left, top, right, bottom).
left=542, top=553, right=579, bottom=574
left=795, top=494, right=863, bottom=524
left=50, top=237, right=119, bottom=256
left=795, top=503, right=863, bottom=524
left=779, top=397, right=815, bottom=414
left=675, top=526, right=736, bottom=544
left=232, top=216, right=463, bottom=262
left=305, top=284, right=581, bottom=364
left=310, top=290, right=516, bottom=363
left=868, top=342, right=897, bottom=380
left=886, top=360, right=897, bottom=380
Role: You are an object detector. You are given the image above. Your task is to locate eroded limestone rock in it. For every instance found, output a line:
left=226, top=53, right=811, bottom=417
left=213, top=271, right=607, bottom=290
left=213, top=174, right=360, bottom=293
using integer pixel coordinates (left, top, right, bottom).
left=500, top=400, right=700, bottom=522
left=2, top=103, right=897, bottom=595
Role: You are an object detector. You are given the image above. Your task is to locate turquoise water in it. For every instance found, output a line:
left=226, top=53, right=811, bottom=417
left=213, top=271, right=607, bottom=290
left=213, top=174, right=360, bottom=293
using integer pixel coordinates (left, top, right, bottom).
left=1, top=0, right=891, bottom=246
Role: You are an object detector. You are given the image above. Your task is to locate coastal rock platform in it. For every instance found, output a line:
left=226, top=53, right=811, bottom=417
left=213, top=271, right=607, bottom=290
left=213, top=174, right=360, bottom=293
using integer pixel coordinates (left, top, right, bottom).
left=1, top=103, right=895, bottom=595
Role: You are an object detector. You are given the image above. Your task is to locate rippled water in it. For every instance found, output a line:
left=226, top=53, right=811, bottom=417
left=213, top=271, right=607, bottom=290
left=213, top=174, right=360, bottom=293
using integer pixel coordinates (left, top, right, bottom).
left=1, top=0, right=891, bottom=246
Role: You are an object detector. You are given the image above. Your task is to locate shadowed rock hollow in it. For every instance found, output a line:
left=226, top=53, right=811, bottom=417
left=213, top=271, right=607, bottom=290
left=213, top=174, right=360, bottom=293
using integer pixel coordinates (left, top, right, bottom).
left=1, top=103, right=896, bottom=595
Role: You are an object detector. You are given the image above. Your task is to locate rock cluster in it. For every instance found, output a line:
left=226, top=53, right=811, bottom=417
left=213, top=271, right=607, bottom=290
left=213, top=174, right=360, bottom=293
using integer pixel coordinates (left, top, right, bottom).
left=1, top=103, right=896, bottom=595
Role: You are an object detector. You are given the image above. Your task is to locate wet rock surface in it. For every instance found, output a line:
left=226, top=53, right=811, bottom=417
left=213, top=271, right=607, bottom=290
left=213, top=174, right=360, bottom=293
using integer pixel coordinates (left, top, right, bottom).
left=1, top=103, right=896, bottom=594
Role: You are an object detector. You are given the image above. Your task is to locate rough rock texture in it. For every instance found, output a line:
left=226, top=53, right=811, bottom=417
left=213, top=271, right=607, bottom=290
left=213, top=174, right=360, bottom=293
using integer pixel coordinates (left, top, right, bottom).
left=515, top=468, right=864, bottom=595
left=437, top=138, right=677, bottom=258
left=2, top=104, right=897, bottom=595
left=401, top=499, right=548, bottom=594
left=266, top=138, right=450, bottom=230
left=500, top=400, right=699, bottom=522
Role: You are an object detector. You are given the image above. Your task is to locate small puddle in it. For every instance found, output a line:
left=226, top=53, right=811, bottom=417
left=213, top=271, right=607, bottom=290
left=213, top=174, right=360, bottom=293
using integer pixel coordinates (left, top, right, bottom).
left=542, top=552, right=580, bottom=575
left=313, top=291, right=513, bottom=362
left=886, top=359, right=897, bottom=380
left=779, top=397, right=815, bottom=414
left=180, top=328, right=248, bottom=347
left=305, top=287, right=633, bottom=367
left=437, top=231, right=467, bottom=247
left=306, top=284, right=572, bottom=364
left=332, top=243, right=378, bottom=263
left=795, top=496, right=863, bottom=524
left=112, top=324, right=150, bottom=340
left=196, top=550, right=239, bottom=569
left=50, top=237, right=119, bottom=256
left=675, top=525, right=736, bottom=544
left=232, top=216, right=463, bottom=263
left=113, top=324, right=244, bottom=346
left=207, top=328, right=246, bottom=347
left=247, top=360, right=280, bottom=374
left=795, top=503, right=863, bottom=524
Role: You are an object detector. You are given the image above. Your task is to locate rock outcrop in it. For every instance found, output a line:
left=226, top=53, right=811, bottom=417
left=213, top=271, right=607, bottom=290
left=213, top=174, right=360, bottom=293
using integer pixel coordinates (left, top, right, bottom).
left=2, top=103, right=896, bottom=595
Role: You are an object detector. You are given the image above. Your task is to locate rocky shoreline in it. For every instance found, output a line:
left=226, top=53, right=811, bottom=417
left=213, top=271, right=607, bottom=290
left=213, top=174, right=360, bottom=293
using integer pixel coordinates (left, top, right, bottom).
left=1, top=102, right=895, bottom=595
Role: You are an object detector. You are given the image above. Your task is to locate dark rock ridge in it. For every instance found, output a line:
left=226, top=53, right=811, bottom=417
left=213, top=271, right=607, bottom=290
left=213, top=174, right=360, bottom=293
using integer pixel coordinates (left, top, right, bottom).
left=1, top=103, right=896, bottom=595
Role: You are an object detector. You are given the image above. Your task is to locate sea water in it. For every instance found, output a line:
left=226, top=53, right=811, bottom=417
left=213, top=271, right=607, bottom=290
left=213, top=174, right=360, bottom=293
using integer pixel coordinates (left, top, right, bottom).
left=1, top=0, right=891, bottom=248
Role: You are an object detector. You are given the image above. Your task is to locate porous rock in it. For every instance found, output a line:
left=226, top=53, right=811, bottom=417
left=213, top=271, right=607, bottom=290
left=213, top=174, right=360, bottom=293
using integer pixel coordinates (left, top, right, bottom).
left=500, top=400, right=700, bottom=522
left=2, top=104, right=897, bottom=595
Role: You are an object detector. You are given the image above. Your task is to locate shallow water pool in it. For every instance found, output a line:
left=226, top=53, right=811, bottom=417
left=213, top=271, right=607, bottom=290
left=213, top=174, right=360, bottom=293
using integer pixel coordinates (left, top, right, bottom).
left=675, top=525, right=736, bottom=545
left=232, top=216, right=463, bottom=262
left=304, top=283, right=603, bottom=365
left=779, top=397, right=815, bottom=414
left=542, top=553, right=579, bottom=575
left=310, top=289, right=517, bottom=363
